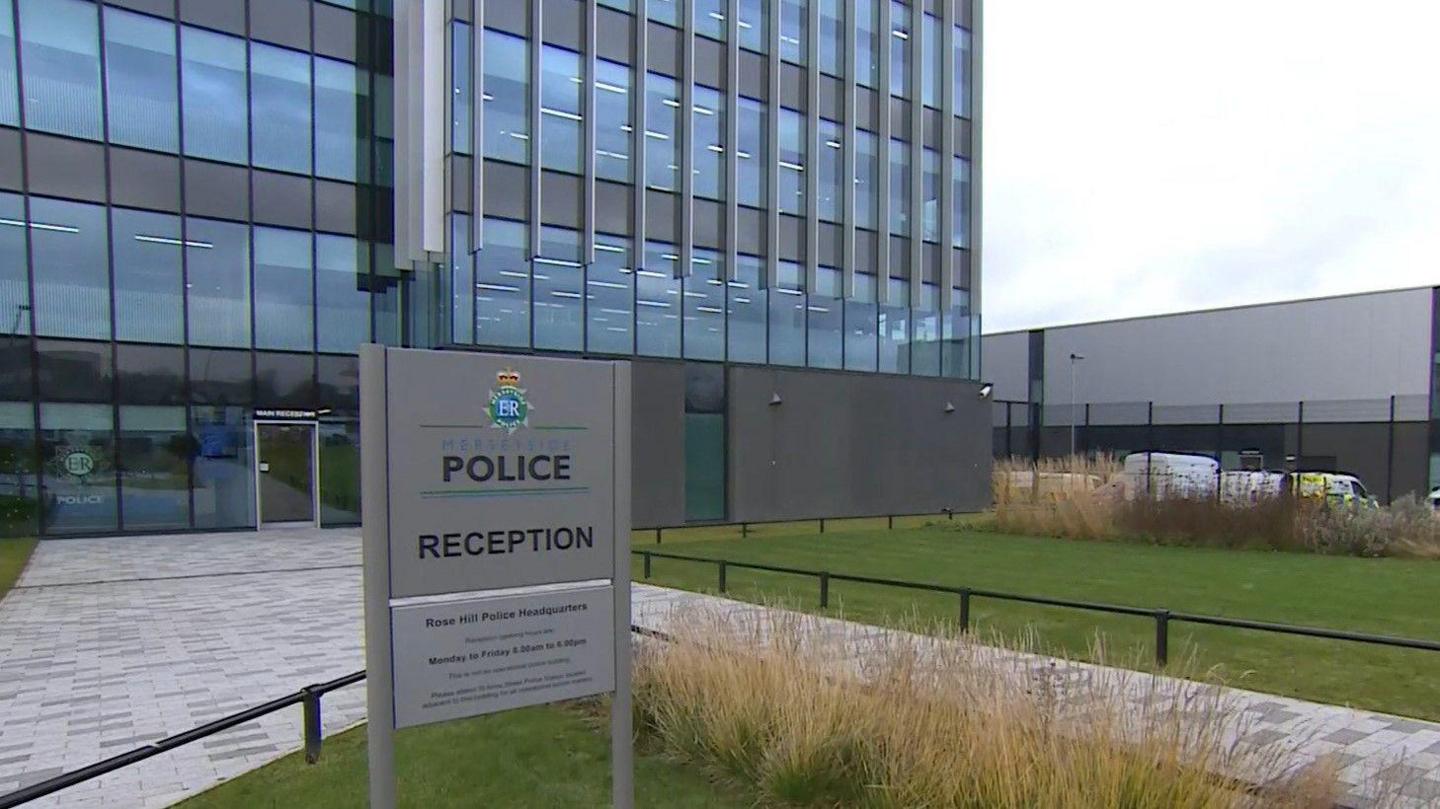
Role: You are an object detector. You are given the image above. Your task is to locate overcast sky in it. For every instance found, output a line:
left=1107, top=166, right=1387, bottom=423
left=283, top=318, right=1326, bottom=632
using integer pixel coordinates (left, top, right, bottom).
left=982, top=1, right=1440, bottom=333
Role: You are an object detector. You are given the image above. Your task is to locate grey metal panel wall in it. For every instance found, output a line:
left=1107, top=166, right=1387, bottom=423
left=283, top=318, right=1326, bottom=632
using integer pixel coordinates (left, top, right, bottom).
left=630, top=360, right=687, bottom=528
left=1034, top=288, right=1434, bottom=406
left=979, top=330, right=1029, bottom=401
left=726, top=366, right=991, bottom=521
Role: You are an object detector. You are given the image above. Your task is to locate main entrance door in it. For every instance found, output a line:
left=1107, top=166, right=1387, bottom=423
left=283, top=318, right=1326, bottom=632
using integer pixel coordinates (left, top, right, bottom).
left=254, top=421, right=319, bottom=526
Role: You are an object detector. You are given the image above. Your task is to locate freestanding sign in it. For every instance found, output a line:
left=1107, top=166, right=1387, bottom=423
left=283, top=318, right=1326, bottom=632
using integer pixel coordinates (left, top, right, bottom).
left=360, top=345, right=632, bottom=808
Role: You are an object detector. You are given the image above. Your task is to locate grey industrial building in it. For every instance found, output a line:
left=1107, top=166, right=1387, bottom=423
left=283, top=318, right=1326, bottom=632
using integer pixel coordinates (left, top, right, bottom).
left=982, top=286, right=1440, bottom=502
left=0, top=0, right=989, bottom=539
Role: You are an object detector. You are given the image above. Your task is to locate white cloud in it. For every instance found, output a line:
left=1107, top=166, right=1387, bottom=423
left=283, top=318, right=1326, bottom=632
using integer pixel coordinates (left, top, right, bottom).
left=982, top=0, right=1440, bottom=333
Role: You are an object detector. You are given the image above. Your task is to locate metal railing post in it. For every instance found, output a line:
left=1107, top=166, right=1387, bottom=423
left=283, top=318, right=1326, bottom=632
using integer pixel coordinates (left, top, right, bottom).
left=959, top=589, right=971, bottom=633
left=819, top=571, right=830, bottom=608
left=302, top=687, right=322, bottom=765
left=642, top=551, right=652, bottom=579
left=740, top=522, right=748, bottom=538
left=656, top=527, right=662, bottom=544
left=819, top=518, right=825, bottom=534
left=717, top=560, right=727, bottom=593
left=887, top=514, right=894, bottom=530
left=1154, top=610, right=1170, bottom=668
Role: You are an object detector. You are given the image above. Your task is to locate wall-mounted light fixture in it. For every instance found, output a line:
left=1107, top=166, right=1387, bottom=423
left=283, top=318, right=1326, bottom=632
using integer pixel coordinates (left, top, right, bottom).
left=769, top=392, right=783, bottom=406
left=978, top=383, right=993, bottom=399
left=944, top=402, right=956, bottom=413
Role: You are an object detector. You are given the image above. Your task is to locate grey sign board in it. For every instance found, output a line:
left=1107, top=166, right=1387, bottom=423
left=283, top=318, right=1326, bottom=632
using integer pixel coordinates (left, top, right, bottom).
left=361, top=345, right=632, bottom=809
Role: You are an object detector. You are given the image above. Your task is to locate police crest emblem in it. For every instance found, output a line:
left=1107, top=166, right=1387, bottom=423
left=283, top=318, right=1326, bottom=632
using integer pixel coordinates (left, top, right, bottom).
left=487, top=368, right=530, bottom=433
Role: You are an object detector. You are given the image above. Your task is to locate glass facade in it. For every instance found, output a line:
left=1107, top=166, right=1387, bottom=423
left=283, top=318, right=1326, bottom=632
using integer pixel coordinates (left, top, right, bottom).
left=0, top=0, right=979, bottom=537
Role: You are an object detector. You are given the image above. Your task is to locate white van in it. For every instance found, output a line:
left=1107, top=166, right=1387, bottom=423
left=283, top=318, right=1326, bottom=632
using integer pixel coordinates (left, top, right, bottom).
left=1122, top=453, right=1219, bottom=500
left=1219, top=470, right=1287, bottom=506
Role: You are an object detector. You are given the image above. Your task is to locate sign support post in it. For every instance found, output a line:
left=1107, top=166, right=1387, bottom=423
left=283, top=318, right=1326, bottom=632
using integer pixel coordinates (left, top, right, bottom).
left=610, top=365, right=632, bottom=808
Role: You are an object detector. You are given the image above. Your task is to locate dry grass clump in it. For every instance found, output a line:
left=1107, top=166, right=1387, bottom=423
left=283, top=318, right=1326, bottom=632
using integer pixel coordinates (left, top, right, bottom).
left=635, top=609, right=1340, bottom=809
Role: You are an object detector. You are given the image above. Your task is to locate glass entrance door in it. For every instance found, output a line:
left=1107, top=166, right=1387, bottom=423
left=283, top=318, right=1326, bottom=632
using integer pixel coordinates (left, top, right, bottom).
left=255, top=422, right=317, bottom=525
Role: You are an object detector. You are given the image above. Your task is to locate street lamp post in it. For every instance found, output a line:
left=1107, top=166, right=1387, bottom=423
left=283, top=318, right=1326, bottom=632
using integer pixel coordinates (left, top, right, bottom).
left=1069, top=353, right=1085, bottom=458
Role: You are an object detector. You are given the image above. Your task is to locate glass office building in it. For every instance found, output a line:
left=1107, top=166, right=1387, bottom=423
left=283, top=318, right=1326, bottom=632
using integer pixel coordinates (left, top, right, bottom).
left=0, top=0, right=982, bottom=538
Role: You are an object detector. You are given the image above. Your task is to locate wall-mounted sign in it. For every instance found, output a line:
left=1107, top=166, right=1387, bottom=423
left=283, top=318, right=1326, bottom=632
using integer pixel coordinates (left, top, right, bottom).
left=360, top=346, right=632, bottom=809
left=253, top=408, right=319, bottom=421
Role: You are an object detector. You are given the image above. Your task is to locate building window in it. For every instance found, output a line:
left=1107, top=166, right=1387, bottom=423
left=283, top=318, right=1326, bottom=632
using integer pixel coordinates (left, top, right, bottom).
left=889, top=138, right=910, bottom=234
left=952, top=155, right=971, bottom=248
left=111, top=208, right=183, bottom=345
left=119, top=405, right=189, bottom=531
left=595, top=58, right=632, bottom=182
left=737, top=95, right=766, bottom=208
left=483, top=29, right=529, bottom=165
left=475, top=217, right=530, bottom=348
left=818, top=0, right=843, bottom=77
left=856, top=0, right=879, bottom=89
left=695, top=0, right=727, bottom=41
left=942, top=288, right=974, bottom=379
left=807, top=265, right=843, bottom=369
left=922, top=147, right=940, bottom=242
left=778, top=107, right=805, bottom=215
left=250, top=42, right=312, bottom=175
left=315, top=57, right=361, bottom=181
left=693, top=84, right=725, bottom=201
left=451, top=21, right=472, bottom=155
left=648, top=0, right=682, bottom=27
left=253, top=227, right=314, bottom=351
left=181, top=26, right=248, bottom=165
left=103, top=7, right=178, bottom=153
left=638, top=242, right=681, bottom=358
left=18, top=0, right=102, bottom=140
left=40, top=402, right=117, bottom=535
left=0, top=0, right=17, bottom=127
left=587, top=235, right=633, bottom=356
left=954, top=26, right=972, bottom=117
left=817, top=118, right=842, bottom=222
left=29, top=198, right=109, bottom=341
left=598, top=0, right=634, bottom=12
left=0, top=192, right=27, bottom=338
left=533, top=226, right=584, bottom=352
left=185, top=217, right=251, bottom=348
left=779, top=0, right=806, bottom=65
left=889, top=0, right=910, bottom=99
left=316, top=234, right=371, bottom=354
left=845, top=272, right=878, bottom=372
left=540, top=44, right=583, bottom=174
left=684, top=249, right=725, bottom=361
left=738, top=0, right=767, bottom=53
left=191, top=404, right=254, bottom=529
left=855, top=129, right=878, bottom=229
left=913, top=282, right=941, bottom=376
left=728, top=254, right=766, bottom=363
left=879, top=277, right=910, bottom=373
left=449, top=214, right=474, bottom=344
left=768, top=260, right=805, bottom=366
left=921, top=13, right=941, bottom=108
left=645, top=72, right=680, bottom=192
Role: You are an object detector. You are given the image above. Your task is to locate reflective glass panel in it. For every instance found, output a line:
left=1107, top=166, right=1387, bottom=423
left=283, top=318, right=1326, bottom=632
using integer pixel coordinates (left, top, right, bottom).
left=879, top=278, right=910, bottom=373
left=727, top=254, right=766, bottom=363
left=889, top=138, right=910, bottom=234
left=112, top=208, right=183, bottom=344
left=598, top=0, right=634, bottom=11
left=0, top=0, right=17, bottom=126
left=737, top=95, right=766, bottom=208
left=817, top=118, right=842, bottom=222
left=316, top=234, right=370, bottom=353
left=319, top=420, right=360, bottom=525
left=251, top=42, right=312, bottom=174
left=0, top=400, right=39, bottom=537
left=856, top=0, right=878, bottom=89
left=190, top=405, right=255, bottom=529
left=595, top=59, right=631, bottom=182
left=185, top=217, right=251, bottom=348
left=0, top=192, right=29, bottom=338
left=684, top=249, right=724, bottom=360
left=587, top=235, right=632, bottom=355
left=695, top=0, right=726, bottom=40
left=890, top=0, right=910, bottom=98
left=693, top=84, right=725, bottom=201
left=807, top=266, right=842, bottom=369
left=637, top=242, right=680, bottom=357
left=534, top=226, right=583, bottom=351
left=912, top=282, right=940, bottom=376
left=855, top=129, right=878, bottom=229
left=818, top=0, right=843, bottom=76
left=768, top=260, right=805, bottom=366
left=483, top=29, right=529, bottom=164
left=952, top=155, right=971, bottom=248
left=181, top=26, right=248, bottom=164
left=923, top=147, right=940, bottom=241
left=30, top=198, right=109, bottom=340
left=448, top=214, right=473, bottom=344
left=778, top=108, right=805, bottom=215
left=738, top=0, right=767, bottom=53
left=922, top=13, right=940, bottom=108
left=19, top=0, right=101, bottom=140
left=474, top=218, right=529, bottom=348
left=779, top=0, right=806, bottom=64
left=645, top=72, right=679, bottom=191
left=844, top=273, right=878, bottom=372
left=103, top=7, right=178, bottom=152
left=39, top=402, right=116, bottom=534
left=119, top=405, right=189, bottom=530
left=942, top=289, right=973, bottom=379
left=451, top=21, right=471, bottom=155
left=315, top=56, right=360, bottom=181
left=254, top=227, right=314, bottom=351
left=954, top=26, right=972, bottom=116
left=540, top=45, right=583, bottom=174
left=649, top=0, right=682, bottom=27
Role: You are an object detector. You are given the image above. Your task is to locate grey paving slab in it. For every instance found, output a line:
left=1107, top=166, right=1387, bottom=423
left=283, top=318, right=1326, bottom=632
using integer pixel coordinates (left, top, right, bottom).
left=0, top=527, right=1435, bottom=808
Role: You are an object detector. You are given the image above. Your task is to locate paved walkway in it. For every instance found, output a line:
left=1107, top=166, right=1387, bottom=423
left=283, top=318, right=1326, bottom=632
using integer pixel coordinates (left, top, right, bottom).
left=0, top=529, right=1436, bottom=807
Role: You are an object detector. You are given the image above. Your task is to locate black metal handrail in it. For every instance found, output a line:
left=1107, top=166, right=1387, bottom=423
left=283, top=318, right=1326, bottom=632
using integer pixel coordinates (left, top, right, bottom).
left=634, top=549, right=1440, bottom=667
left=641, top=509, right=964, bottom=543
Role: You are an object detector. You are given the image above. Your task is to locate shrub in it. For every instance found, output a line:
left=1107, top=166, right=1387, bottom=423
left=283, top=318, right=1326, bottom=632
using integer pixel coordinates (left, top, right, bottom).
left=635, top=608, right=1342, bottom=809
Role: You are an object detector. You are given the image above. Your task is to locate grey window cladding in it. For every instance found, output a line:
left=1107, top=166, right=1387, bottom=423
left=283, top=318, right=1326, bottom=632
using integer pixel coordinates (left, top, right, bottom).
left=108, top=147, right=181, bottom=213
left=734, top=206, right=764, bottom=256
left=25, top=134, right=107, bottom=203
left=646, top=21, right=680, bottom=77
left=178, top=0, right=245, bottom=36
left=482, top=160, right=527, bottom=220
left=779, top=62, right=805, bottom=111
left=484, top=0, right=528, bottom=36
left=182, top=159, right=249, bottom=221
left=315, top=179, right=360, bottom=236
left=107, top=0, right=175, bottom=17
left=313, top=4, right=358, bottom=63
left=0, top=129, right=24, bottom=191
left=596, top=7, right=633, bottom=64
left=248, top=0, right=311, bottom=53
left=644, top=188, right=678, bottom=244
left=449, top=155, right=473, bottom=213
left=595, top=180, right=633, bottom=236
left=539, top=170, right=583, bottom=229
left=889, top=96, right=911, bottom=143
left=692, top=198, right=724, bottom=250
left=694, top=37, right=724, bottom=90
left=251, top=170, right=314, bottom=229
left=737, top=49, right=767, bottom=100
left=541, top=0, right=583, bottom=51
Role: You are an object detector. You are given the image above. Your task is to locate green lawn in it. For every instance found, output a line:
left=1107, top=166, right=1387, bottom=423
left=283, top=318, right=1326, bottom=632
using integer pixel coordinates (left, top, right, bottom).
left=175, top=703, right=748, bottom=809
left=0, top=536, right=36, bottom=600
left=634, top=526, right=1440, bottom=721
